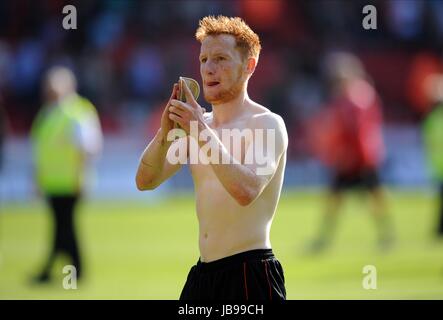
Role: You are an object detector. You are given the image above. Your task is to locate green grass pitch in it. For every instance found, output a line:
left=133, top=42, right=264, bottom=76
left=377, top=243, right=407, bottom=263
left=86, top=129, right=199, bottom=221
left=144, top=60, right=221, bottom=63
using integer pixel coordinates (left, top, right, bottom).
left=1, top=189, right=443, bottom=299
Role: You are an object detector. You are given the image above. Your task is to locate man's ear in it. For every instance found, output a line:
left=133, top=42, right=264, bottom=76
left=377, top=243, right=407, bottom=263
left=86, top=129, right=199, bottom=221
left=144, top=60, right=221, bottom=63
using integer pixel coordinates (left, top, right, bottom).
left=245, top=57, right=257, bottom=75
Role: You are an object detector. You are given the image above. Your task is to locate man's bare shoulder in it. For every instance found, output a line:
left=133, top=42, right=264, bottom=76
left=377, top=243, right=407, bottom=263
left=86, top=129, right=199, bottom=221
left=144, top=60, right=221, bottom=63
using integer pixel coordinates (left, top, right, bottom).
left=247, top=102, right=287, bottom=132
left=246, top=102, right=288, bottom=152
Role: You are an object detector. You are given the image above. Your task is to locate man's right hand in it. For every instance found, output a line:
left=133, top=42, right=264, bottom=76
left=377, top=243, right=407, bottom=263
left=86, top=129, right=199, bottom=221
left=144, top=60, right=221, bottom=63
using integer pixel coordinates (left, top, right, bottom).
left=159, top=83, right=179, bottom=138
left=136, top=83, right=184, bottom=191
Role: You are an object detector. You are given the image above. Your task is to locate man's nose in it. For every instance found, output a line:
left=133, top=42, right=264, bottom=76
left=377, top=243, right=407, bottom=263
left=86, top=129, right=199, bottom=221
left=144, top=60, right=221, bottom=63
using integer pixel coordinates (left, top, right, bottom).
left=203, top=60, right=216, bottom=75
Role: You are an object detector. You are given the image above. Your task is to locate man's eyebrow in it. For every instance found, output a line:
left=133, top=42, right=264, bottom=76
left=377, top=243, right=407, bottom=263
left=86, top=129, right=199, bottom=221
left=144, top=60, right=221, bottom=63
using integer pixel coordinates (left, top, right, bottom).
left=199, top=52, right=231, bottom=61
left=212, top=51, right=229, bottom=56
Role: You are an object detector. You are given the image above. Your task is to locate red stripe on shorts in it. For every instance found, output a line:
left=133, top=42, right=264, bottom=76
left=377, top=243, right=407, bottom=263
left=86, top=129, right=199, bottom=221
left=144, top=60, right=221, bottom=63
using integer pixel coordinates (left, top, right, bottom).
left=264, top=260, right=272, bottom=300
left=243, top=262, right=249, bottom=300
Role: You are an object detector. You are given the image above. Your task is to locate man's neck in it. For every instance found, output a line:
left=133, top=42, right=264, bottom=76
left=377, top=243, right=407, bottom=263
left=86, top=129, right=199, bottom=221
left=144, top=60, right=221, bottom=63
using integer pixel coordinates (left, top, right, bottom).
left=211, top=89, right=250, bottom=126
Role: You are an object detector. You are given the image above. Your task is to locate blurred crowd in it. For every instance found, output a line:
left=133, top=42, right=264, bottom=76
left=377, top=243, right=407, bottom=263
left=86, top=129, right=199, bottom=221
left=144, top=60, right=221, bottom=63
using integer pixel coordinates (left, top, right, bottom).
left=1, top=0, right=443, bottom=162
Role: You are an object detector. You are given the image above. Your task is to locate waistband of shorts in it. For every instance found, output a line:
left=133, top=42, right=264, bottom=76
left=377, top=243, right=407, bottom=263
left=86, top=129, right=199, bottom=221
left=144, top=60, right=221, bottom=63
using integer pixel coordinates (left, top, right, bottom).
left=196, top=249, right=274, bottom=273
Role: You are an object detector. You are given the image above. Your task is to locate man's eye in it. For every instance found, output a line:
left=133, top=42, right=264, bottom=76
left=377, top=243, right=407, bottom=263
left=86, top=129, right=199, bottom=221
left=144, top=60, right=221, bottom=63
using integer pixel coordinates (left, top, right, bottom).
left=201, top=58, right=207, bottom=63
left=217, top=56, right=226, bottom=61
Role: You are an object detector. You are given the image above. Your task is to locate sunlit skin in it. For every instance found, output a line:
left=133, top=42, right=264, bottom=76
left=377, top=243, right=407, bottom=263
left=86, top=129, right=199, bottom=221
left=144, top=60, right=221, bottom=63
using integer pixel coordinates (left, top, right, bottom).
left=199, top=35, right=245, bottom=106
left=136, top=34, right=288, bottom=262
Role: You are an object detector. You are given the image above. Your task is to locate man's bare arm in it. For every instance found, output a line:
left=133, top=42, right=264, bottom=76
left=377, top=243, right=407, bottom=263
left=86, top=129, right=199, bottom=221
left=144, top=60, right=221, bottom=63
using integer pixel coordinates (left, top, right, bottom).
left=136, top=129, right=180, bottom=190
left=136, top=84, right=183, bottom=190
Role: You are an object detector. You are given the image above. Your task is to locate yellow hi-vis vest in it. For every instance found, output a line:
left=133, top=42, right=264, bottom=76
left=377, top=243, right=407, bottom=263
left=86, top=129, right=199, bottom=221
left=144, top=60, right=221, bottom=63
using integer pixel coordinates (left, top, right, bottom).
left=31, top=94, right=99, bottom=195
left=423, top=104, right=443, bottom=181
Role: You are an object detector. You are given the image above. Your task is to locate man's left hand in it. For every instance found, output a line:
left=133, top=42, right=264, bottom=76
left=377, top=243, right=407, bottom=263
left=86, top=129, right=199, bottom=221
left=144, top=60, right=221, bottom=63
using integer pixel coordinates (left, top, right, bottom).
left=168, top=81, right=206, bottom=135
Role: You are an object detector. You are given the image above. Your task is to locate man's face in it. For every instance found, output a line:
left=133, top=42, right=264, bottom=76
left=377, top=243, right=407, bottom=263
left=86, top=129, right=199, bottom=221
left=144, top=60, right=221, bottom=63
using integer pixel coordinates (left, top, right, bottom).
left=199, top=34, right=247, bottom=105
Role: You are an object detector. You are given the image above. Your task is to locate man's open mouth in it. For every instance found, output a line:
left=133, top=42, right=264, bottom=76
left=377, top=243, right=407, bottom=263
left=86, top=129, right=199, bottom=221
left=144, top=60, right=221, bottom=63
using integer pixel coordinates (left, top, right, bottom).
left=206, top=81, right=220, bottom=87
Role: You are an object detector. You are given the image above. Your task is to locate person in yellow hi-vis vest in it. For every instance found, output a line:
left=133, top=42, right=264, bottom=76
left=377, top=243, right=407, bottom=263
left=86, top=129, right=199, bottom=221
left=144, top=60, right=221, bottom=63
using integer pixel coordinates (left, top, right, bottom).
left=423, top=74, right=443, bottom=237
left=30, top=66, right=102, bottom=283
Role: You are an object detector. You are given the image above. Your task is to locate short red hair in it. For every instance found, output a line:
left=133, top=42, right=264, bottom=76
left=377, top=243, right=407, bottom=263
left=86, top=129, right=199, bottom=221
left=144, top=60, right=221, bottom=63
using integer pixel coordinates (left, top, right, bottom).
left=195, top=15, right=261, bottom=60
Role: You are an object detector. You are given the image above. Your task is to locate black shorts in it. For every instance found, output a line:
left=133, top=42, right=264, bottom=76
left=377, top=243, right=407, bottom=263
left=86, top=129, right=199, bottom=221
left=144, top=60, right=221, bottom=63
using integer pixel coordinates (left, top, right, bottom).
left=332, top=169, right=380, bottom=192
left=179, top=249, right=286, bottom=301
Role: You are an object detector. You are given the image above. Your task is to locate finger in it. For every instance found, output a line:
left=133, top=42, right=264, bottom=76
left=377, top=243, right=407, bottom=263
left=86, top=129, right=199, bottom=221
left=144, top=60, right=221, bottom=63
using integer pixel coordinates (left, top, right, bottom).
left=168, top=112, right=182, bottom=121
left=169, top=83, right=179, bottom=101
left=169, top=106, right=186, bottom=117
left=164, top=84, right=179, bottom=113
left=168, top=113, right=185, bottom=126
left=201, top=107, right=206, bottom=113
left=182, top=80, right=198, bottom=107
left=170, top=99, right=193, bottom=112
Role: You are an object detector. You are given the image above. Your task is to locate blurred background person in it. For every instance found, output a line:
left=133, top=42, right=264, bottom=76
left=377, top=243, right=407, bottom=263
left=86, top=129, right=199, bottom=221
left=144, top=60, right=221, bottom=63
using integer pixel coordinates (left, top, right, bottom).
left=0, top=100, right=5, bottom=177
left=306, top=52, right=394, bottom=253
left=0, top=96, right=7, bottom=210
left=422, top=74, right=443, bottom=238
left=30, top=66, right=103, bottom=283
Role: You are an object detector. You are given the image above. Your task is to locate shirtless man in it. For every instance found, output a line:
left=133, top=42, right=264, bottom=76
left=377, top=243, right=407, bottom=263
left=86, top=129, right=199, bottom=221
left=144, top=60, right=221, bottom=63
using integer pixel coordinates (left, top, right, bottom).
left=136, top=16, right=288, bottom=300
